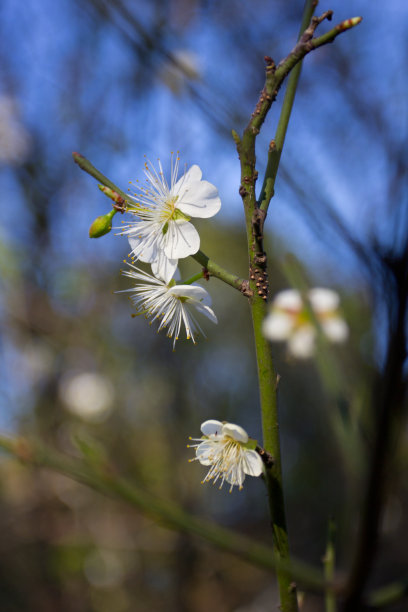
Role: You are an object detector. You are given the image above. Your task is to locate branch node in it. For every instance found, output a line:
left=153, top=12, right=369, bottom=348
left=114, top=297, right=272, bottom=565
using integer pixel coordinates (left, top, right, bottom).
left=256, top=445, right=274, bottom=468
left=240, top=279, right=253, bottom=298
left=239, top=185, right=248, bottom=198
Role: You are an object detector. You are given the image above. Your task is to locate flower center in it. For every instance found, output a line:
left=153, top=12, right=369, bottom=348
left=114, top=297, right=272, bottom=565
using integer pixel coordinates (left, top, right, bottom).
left=160, top=196, right=179, bottom=222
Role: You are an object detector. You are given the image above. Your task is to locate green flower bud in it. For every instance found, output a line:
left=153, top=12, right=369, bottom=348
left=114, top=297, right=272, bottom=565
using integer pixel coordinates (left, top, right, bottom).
left=89, top=209, right=116, bottom=238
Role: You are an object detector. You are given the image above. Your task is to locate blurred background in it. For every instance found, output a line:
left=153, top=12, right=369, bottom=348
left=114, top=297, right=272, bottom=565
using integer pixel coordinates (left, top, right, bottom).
left=0, top=0, right=407, bottom=610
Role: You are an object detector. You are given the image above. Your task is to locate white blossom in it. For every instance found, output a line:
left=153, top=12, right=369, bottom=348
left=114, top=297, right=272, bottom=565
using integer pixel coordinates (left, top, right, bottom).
left=119, top=264, right=217, bottom=348
left=120, top=154, right=221, bottom=283
left=262, top=288, right=348, bottom=358
left=188, top=420, right=263, bottom=492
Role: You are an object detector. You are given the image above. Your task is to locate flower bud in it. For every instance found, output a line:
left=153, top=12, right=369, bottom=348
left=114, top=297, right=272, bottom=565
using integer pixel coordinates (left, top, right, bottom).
left=89, top=209, right=116, bottom=238
left=98, top=184, right=125, bottom=207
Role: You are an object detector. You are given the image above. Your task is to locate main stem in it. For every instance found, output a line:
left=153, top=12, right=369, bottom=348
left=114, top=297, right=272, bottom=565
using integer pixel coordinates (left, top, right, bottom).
left=248, top=268, right=298, bottom=612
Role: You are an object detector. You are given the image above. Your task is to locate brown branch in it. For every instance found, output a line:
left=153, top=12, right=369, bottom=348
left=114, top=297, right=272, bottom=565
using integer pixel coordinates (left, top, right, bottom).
left=235, top=12, right=362, bottom=223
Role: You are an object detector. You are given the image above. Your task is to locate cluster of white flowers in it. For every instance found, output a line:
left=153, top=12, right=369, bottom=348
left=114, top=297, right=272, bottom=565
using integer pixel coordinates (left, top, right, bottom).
left=262, top=288, right=348, bottom=358
left=114, top=155, right=350, bottom=494
left=119, top=154, right=220, bottom=347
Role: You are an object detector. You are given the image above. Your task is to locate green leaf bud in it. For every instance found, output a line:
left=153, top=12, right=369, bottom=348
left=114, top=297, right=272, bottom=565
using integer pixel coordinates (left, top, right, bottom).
left=89, top=209, right=116, bottom=238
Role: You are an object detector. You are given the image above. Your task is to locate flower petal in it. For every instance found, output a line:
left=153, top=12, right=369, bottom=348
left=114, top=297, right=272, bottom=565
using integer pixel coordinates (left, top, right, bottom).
left=195, top=440, right=216, bottom=465
left=177, top=180, right=221, bottom=219
left=173, top=164, right=202, bottom=196
left=169, top=284, right=209, bottom=301
left=263, top=312, right=294, bottom=340
left=243, top=449, right=264, bottom=477
left=221, top=423, right=248, bottom=443
left=273, top=289, right=302, bottom=311
left=128, top=235, right=157, bottom=263
left=288, top=326, right=316, bottom=358
left=164, top=221, right=200, bottom=259
left=193, top=301, right=218, bottom=324
left=151, top=253, right=178, bottom=284
left=200, top=419, right=223, bottom=437
left=308, top=288, right=339, bottom=312
left=322, top=317, right=349, bottom=342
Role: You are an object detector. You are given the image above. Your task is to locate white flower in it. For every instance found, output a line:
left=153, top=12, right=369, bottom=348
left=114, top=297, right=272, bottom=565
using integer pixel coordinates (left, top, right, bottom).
left=188, top=420, right=264, bottom=492
left=119, top=264, right=217, bottom=348
left=120, top=154, right=221, bottom=283
left=262, top=288, right=348, bottom=359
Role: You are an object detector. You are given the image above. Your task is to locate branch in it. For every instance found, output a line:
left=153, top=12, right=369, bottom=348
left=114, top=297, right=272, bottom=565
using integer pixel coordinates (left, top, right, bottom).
left=0, top=432, right=330, bottom=593
left=192, top=250, right=251, bottom=296
left=236, top=11, right=362, bottom=219
left=73, top=152, right=132, bottom=206
left=366, top=580, right=408, bottom=609
left=323, top=519, right=337, bottom=612
left=234, top=7, right=362, bottom=611
left=258, top=0, right=316, bottom=213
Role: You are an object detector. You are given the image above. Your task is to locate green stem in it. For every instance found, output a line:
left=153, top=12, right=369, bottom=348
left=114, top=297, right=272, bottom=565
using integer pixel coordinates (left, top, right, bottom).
left=0, top=433, right=329, bottom=592
left=366, top=580, right=408, bottom=608
left=191, top=250, right=250, bottom=294
left=259, top=0, right=316, bottom=213
left=180, top=271, right=205, bottom=285
left=250, top=292, right=299, bottom=611
left=237, top=2, right=366, bottom=608
left=73, top=152, right=132, bottom=206
left=323, top=519, right=337, bottom=612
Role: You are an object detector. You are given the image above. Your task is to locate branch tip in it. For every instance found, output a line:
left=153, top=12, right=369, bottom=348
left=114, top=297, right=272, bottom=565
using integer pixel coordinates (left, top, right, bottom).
left=338, top=16, right=363, bottom=31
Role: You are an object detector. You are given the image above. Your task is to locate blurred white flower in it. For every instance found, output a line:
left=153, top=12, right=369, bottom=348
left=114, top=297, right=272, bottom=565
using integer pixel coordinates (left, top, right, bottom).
left=160, top=49, right=201, bottom=95
left=59, top=372, right=114, bottom=421
left=0, top=95, right=30, bottom=164
left=262, top=288, right=348, bottom=358
left=188, top=419, right=263, bottom=492
left=119, top=264, right=217, bottom=349
left=120, top=154, right=221, bottom=283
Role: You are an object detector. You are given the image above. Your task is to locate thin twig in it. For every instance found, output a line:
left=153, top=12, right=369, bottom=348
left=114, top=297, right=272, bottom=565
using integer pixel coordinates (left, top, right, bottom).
left=0, top=432, right=333, bottom=593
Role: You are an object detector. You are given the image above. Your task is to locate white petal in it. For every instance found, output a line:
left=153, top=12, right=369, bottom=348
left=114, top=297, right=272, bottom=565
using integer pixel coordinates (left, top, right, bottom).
left=221, top=423, right=248, bottom=443
left=195, top=440, right=216, bottom=465
left=169, top=284, right=218, bottom=324
left=193, top=301, right=218, bottom=324
left=308, top=288, right=339, bottom=312
left=173, top=164, right=202, bottom=196
left=263, top=312, right=294, bottom=340
left=151, top=253, right=178, bottom=284
left=169, top=284, right=209, bottom=301
left=128, top=236, right=157, bottom=263
left=177, top=180, right=221, bottom=219
left=321, top=317, right=349, bottom=342
left=273, top=289, right=302, bottom=311
left=226, top=466, right=245, bottom=488
left=288, top=327, right=316, bottom=358
left=201, top=420, right=223, bottom=437
left=243, top=449, right=264, bottom=477
left=164, top=221, right=200, bottom=259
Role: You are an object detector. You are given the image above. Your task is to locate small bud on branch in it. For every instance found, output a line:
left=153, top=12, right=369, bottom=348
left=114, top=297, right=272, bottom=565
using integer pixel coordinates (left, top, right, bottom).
left=89, top=209, right=116, bottom=238
left=98, top=184, right=126, bottom=211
